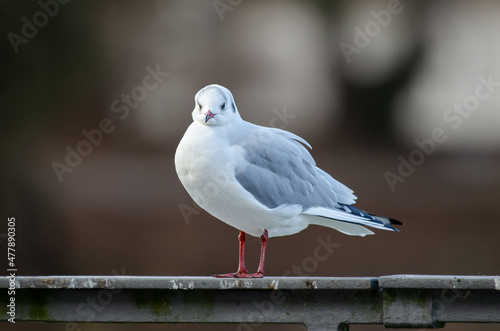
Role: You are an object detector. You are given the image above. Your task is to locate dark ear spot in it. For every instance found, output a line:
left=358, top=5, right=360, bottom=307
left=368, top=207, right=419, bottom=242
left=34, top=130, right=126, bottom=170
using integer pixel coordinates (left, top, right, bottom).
left=231, top=102, right=236, bottom=113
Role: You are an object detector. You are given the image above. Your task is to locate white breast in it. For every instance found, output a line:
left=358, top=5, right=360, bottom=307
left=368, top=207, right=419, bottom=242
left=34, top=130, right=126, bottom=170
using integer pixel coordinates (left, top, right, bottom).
left=175, top=121, right=308, bottom=237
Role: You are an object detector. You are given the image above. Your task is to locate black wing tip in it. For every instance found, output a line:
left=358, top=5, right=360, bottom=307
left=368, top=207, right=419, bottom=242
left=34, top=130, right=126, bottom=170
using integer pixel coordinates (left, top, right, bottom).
left=388, top=218, right=404, bottom=226
left=336, top=204, right=404, bottom=232
left=366, top=211, right=404, bottom=226
left=383, top=217, right=403, bottom=233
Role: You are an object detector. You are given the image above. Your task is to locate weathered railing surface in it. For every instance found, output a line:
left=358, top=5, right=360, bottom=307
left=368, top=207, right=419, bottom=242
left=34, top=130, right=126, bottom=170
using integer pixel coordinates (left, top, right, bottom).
left=1, top=275, right=499, bottom=330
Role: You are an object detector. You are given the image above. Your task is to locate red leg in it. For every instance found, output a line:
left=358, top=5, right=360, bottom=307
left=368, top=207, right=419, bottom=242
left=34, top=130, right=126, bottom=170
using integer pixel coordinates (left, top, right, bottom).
left=257, top=229, right=268, bottom=274
left=246, top=229, right=268, bottom=278
left=214, top=231, right=249, bottom=278
left=213, top=229, right=268, bottom=278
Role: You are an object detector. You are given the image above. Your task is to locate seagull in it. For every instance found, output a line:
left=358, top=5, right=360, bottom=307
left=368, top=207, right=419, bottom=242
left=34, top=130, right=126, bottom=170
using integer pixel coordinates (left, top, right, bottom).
left=175, top=84, right=402, bottom=278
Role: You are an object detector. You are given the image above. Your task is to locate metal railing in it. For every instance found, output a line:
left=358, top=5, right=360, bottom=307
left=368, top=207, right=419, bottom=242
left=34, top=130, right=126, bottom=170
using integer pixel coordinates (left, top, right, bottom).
left=1, top=275, right=499, bottom=330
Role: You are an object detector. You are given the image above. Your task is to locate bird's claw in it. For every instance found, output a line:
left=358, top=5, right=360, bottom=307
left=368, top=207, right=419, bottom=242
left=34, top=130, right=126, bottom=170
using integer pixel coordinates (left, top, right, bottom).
left=213, top=271, right=263, bottom=278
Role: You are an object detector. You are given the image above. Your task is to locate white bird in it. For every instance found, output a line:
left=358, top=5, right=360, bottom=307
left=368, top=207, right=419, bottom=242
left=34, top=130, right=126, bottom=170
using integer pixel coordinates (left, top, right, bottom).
left=175, top=84, right=402, bottom=278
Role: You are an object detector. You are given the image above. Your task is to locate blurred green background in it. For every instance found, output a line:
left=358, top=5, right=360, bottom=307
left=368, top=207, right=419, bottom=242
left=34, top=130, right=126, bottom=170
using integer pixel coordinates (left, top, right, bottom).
left=1, top=1, right=500, bottom=331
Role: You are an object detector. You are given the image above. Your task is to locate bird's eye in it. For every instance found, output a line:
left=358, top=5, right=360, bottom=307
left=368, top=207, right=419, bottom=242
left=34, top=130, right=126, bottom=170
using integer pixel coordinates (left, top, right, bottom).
left=221, top=102, right=226, bottom=110
left=198, top=103, right=202, bottom=110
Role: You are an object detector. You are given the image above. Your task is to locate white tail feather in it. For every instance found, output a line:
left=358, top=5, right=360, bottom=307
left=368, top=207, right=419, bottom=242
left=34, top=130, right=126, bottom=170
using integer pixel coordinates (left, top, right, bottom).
left=303, top=214, right=374, bottom=236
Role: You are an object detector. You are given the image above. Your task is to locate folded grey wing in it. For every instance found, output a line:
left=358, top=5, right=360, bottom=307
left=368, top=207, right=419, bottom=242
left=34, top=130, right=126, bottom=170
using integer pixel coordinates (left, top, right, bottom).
left=234, top=127, right=356, bottom=210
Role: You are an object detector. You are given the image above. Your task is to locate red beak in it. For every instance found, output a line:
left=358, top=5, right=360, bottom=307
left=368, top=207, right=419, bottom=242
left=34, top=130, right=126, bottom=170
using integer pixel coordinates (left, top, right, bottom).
left=205, top=110, right=215, bottom=123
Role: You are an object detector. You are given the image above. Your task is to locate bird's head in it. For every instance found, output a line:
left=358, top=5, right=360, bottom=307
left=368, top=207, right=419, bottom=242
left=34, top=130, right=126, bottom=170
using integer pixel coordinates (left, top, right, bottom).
left=192, top=84, right=240, bottom=126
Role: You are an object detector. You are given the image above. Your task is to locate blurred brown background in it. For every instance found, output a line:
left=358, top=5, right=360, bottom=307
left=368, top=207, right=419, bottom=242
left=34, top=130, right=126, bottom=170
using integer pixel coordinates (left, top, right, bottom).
left=1, top=0, right=499, bottom=331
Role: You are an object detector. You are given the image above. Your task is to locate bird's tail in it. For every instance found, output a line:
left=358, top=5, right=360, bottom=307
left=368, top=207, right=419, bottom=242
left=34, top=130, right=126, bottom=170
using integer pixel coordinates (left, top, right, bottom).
left=303, top=204, right=403, bottom=237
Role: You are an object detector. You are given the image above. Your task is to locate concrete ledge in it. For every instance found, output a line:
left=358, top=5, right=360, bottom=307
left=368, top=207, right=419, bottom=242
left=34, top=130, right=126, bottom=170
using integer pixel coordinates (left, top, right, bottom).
left=379, top=274, right=500, bottom=290
left=1, top=275, right=499, bottom=330
left=2, top=275, right=378, bottom=290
